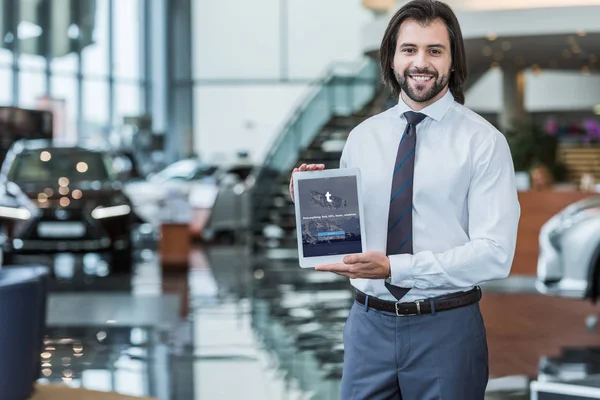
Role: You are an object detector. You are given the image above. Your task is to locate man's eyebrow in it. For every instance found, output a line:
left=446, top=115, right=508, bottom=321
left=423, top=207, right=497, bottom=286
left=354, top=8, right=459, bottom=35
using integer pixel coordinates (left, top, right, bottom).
left=399, top=42, right=447, bottom=49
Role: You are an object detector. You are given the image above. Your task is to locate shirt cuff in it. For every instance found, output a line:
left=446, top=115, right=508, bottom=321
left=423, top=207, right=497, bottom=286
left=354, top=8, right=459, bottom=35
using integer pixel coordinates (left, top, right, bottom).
left=388, top=254, right=414, bottom=287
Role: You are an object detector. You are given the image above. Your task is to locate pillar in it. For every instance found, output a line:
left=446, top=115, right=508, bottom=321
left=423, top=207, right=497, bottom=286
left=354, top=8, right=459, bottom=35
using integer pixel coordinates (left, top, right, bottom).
left=500, top=66, right=526, bottom=133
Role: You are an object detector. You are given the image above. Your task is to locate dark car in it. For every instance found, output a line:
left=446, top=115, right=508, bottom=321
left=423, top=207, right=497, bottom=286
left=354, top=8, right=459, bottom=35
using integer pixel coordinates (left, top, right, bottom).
left=0, top=140, right=140, bottom=269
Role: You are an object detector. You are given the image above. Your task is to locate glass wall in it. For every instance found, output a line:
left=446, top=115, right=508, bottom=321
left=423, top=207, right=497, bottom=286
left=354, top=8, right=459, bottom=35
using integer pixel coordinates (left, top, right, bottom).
left=0, top=0, right=147, bottom=145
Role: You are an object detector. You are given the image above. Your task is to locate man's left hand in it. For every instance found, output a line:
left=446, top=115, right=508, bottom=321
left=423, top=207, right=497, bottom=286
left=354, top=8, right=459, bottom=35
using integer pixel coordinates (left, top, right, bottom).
left=315, top=251, right=390, bottom=279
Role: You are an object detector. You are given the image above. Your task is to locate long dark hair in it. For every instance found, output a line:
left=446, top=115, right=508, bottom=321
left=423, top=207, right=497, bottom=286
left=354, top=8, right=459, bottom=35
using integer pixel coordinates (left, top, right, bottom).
left=379, top=0, right=467, bottom=104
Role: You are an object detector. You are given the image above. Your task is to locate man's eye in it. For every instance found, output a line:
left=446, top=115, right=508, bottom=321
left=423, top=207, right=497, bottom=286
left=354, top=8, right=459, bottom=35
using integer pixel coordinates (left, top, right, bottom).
left=402, top=48, right=415, bottom=53
left=430, top=50, right=441, bottom=55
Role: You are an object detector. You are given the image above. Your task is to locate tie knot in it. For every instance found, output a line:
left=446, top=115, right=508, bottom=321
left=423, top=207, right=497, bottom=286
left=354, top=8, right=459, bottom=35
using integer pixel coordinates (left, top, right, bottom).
left=404, top=111, right=426, bottom=126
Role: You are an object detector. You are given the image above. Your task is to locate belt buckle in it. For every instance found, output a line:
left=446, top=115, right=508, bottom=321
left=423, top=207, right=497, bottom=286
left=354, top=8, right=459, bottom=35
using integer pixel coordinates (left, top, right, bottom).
left=395, top=300, right=424, bottom=316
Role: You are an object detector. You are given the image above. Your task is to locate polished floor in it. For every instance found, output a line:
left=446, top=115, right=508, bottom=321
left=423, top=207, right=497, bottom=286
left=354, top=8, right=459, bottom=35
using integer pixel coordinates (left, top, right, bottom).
left=18, top=236, right=600, bottom=399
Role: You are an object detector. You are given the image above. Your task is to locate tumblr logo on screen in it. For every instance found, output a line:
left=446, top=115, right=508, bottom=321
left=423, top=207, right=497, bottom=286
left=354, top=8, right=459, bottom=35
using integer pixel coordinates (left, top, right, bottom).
left=325, top=191, right=333, bottom=202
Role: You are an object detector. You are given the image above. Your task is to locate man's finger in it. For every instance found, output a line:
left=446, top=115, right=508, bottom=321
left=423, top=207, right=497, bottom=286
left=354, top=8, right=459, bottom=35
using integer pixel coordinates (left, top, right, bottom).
left=344, top=253, right=371, bottom=264
left=315, top=263, right=351, bottom=273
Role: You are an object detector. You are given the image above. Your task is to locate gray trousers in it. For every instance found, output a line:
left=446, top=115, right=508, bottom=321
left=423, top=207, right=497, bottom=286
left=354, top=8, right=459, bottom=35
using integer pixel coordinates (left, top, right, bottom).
left=340, top=297, right=488, bottom=400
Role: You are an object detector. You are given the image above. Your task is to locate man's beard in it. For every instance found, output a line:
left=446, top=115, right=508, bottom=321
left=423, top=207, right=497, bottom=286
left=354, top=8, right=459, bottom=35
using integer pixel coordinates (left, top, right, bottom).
left=395, top=67, right=451, bottom=103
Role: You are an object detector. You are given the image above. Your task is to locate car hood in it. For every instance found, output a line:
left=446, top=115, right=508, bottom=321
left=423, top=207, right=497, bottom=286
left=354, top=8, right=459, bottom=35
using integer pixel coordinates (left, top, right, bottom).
left=560, top=195, right=600, bottom=219
left=15, top=181, right=128, bottom=209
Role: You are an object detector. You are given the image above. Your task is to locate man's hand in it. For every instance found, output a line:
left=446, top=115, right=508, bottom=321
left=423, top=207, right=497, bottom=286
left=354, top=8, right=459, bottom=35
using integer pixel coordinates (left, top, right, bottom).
left=315, top=251, right=391, bottom=279
left=289, top=163, right=325, bottom=202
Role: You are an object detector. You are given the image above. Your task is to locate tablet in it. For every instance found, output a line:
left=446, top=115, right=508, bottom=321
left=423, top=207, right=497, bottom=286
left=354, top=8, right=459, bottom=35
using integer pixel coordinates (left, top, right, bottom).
left=293, top=168, right=367, bottom=268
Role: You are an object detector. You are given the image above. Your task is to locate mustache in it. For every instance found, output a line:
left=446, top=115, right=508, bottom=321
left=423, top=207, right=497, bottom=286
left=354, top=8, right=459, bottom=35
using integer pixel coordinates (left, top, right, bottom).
left=404, top=68, right=438, bottom=77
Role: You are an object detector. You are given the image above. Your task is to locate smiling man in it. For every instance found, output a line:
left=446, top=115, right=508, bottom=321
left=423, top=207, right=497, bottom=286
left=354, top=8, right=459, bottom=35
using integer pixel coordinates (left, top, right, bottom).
left=289, top=0, right=520, bottom=399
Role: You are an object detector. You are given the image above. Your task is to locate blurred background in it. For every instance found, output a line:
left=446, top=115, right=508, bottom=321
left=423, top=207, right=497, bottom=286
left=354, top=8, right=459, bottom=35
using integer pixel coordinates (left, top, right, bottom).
left=2, top=0, right=600, bottom=399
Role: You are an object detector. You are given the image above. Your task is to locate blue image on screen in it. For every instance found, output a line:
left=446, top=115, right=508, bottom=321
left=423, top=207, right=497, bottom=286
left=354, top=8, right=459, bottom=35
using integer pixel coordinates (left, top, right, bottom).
left=297, top=176, right=362, bottom=257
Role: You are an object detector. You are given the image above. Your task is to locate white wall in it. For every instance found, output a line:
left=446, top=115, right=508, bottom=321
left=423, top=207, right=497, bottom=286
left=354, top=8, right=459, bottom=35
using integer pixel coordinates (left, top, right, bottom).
left=192, top=0, right=373, bottom=163
left=436, top=0, right=600, bottom=10
left=466, top=68, right=600, bottom=113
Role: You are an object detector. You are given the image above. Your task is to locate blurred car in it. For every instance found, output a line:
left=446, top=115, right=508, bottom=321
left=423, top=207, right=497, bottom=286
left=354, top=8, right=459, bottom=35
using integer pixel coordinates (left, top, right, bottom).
left=536, top=196, right=600, bottom=299
left=123, top=159, right=219, bottom=226
left=200, top=163, right=256, bottom=243
left=0, top=140, right=140, bottom=268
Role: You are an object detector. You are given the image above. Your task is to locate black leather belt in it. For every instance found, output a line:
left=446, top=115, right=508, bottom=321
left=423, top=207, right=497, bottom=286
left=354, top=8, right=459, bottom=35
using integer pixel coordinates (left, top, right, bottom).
left=355, top=286, right=482, bottom=316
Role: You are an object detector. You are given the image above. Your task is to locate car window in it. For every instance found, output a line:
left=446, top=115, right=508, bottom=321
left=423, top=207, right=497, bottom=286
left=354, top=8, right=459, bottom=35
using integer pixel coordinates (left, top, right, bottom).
left=151, top=160, right=198, bottom=182
left=8, top=149, right=111, bottom=183
left=191, top=166, right=218, bottom=180
left=227, top=166, right=252, bottom=181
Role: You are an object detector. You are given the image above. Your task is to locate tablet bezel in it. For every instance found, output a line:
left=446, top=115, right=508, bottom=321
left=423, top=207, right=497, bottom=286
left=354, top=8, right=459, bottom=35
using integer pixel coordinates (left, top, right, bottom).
left=293, top=168, right=367, bottom=268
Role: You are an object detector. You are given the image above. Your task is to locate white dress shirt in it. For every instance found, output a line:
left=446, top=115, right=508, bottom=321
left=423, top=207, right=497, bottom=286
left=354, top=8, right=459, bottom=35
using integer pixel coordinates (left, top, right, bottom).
left=339, top=89, right=521, bottom=302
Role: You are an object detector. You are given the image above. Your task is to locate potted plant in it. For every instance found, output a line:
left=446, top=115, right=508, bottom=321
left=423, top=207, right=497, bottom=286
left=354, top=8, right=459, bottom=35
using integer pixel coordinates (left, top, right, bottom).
left=504, top=119, right=567, bottom=189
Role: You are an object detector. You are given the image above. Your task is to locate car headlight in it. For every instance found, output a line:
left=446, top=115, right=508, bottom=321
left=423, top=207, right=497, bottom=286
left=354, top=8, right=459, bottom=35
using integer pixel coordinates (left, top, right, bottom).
left=91, top=204, right=131, bottom=219
left=0, top=205, right=31, bottom=220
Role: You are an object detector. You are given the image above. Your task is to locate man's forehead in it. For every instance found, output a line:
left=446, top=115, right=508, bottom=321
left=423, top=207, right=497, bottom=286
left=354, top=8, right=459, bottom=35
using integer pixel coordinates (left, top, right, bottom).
left=397, top=18, right=450, bottom=43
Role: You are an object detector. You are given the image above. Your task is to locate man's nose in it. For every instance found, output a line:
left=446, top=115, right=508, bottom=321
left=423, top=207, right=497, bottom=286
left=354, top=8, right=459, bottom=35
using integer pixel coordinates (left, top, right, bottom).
left=412, top=51, right=429, bottom=70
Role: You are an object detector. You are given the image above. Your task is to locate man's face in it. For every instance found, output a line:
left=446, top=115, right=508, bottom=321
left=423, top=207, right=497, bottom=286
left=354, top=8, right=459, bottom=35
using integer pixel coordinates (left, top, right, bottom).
left=392, top=18, right=453, bottom=105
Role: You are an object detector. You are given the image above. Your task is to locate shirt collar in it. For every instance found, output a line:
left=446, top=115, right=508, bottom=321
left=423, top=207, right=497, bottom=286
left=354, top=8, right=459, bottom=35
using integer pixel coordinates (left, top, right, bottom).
left=396, top=88, right=455, bottom=122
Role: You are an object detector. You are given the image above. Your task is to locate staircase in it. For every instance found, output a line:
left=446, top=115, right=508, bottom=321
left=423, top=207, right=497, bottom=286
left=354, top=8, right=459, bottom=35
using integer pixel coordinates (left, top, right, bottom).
left=251, top=58, right=385, bottom=254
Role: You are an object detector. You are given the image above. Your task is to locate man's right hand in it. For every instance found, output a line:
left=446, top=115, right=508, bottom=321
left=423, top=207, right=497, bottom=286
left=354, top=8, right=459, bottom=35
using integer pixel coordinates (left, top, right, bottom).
left=289, top=163, right=325, bottom=202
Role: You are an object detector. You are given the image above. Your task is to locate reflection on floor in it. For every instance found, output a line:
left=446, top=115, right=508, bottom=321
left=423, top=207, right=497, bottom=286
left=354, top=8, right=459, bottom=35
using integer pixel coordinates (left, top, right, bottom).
left=14, top=240, right=600, bottom=399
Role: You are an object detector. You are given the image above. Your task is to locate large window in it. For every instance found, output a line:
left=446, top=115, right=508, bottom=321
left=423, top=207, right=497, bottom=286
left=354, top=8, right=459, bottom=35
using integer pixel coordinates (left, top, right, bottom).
left=115, top=83, right=142, bottom=125
left=18, top=70, right=46, bottom=109
left=83, top=0, right=109, bottom=78
left=18, top=0, right=47, bottom=70
left=51, top=53, right=78, bottom=75
left=0, top=68, right=11, bottom=105
left=51, top=75, right=78, bottom=142
left=113, top=0, right=141, bottom=80
left=0, top=0, right=13, bottom=66
left=83, top=79, right=109, bottom=143
left=0, top=0, right=147, bottom=144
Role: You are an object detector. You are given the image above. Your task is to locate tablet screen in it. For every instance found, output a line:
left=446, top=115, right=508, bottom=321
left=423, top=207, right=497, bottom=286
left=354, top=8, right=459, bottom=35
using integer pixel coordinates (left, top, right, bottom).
left=296, top=176, right=362, bottom=257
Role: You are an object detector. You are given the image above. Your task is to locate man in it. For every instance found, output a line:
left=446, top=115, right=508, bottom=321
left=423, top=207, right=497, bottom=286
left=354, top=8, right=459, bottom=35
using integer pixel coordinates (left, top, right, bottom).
left=289, top=0, right=520, bottom=398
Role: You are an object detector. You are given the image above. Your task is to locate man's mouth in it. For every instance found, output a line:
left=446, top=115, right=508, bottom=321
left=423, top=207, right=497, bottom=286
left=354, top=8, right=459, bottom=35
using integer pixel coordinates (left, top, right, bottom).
left=409, top=74, right=434, bottom=83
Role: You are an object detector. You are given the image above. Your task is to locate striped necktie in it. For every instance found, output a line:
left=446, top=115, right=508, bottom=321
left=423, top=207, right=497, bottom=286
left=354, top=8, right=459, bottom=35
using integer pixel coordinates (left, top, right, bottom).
left=385, top=111, right=426, bottom=300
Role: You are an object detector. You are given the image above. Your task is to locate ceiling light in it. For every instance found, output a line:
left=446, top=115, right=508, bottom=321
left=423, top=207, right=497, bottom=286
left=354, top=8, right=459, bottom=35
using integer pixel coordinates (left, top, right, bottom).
left=501, top=41, right=512, bottom=51
left=532, top=64, right=542, bottom=76
left=76, top=162, right=88, bottom=173
left=40, top=151, right=51, bottom=162
left=17, top=21, right=42, bottom=40
left=487, top=32, right=497, bottom=41
left=577, top=30, right=587, bottom=37
left=482, top=46, right=493, bottom=57
left=490, top=61, right=500, bottom=69
left=58, top=177, right=69, bottom=187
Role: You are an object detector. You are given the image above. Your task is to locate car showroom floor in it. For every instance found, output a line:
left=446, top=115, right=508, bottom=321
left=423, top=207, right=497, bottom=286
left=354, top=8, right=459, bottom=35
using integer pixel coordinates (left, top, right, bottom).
left=25, top=235, right=600, bottom=399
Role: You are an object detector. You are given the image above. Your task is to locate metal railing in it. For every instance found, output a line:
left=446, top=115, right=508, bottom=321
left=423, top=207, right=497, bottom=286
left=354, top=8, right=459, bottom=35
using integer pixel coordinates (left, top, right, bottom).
left=251, top=58, right=380, bottom=226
